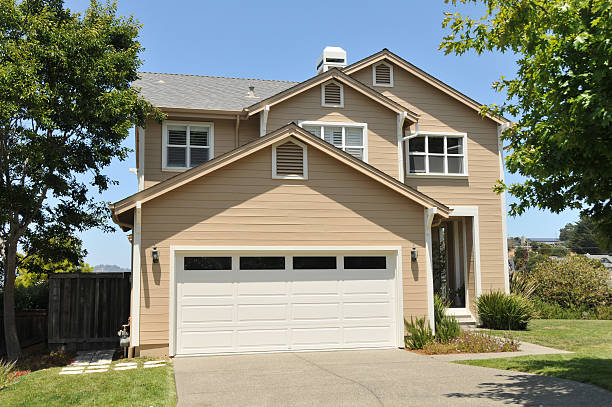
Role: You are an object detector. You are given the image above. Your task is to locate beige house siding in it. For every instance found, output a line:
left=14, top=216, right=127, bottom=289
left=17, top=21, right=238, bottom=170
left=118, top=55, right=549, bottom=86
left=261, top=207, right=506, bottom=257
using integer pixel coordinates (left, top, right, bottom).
left=138, top=145, right=428, bottom=354
left=351, top=63, right=506, bottom=295
left=265, top=84, right=400, bottom=179
left=142, top=116, right=260, bottom=189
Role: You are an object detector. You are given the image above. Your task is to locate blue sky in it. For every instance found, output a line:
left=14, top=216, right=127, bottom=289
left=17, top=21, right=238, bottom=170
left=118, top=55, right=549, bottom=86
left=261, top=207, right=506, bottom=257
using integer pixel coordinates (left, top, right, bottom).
left=64, top=0, right=580, bottom=268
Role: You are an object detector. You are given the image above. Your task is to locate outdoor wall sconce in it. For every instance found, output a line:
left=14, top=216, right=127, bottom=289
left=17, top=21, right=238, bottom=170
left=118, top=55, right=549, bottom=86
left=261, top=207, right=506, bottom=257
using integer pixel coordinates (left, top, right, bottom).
left=152, top=246, right=159, bottom=264
left=411, top=247, right=418, bottom=262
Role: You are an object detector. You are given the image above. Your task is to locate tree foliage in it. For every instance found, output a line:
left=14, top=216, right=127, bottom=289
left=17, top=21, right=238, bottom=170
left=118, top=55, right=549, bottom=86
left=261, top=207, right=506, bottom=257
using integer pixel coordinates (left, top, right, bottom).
left=440, top=0, right=612, bottom=241
left=560, top=214, right=607, bottom=254
left=0, top=0, right=160, bottom=359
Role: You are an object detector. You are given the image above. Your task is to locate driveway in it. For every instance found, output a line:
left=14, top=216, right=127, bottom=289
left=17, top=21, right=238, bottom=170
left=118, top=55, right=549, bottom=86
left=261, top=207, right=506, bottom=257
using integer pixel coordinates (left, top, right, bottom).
left=173, top=349, right=612, bottom=406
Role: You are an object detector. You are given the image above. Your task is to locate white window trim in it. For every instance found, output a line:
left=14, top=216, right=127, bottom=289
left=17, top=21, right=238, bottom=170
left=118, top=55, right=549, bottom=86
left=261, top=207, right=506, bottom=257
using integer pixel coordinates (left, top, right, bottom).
left=373, top=61, right=394, bottom=87
left=162, top=120, right=215, bottom=172
left=271, top=139, right=308, bottom=180
left=298, top=120, right=368, bottom=163
left=321, top=80, right=344, bottom=108
left=405, top=131, right=468, bottom=178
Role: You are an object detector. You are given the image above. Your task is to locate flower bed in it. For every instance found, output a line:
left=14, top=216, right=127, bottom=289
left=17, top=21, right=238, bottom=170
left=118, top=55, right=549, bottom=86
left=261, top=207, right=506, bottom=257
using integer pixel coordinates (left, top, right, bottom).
left=416, top=331, right=520, bottom=355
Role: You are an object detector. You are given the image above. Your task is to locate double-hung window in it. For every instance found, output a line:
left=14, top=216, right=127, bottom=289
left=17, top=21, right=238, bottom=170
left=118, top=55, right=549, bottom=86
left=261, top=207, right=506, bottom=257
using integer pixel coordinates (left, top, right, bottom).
left=406, top=133, right=467, bottom=176
left=300, top=121, right=367, bottom=162
left=163, top=121, right=214, bottom=170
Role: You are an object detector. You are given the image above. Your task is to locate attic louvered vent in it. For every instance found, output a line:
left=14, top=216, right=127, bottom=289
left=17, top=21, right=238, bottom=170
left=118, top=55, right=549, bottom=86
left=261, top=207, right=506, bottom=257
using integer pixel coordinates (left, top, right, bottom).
left=322, top=81, right=343, bottom=107
left=273, top=140, right=307, bottom=179
left=373, top=62, right=393, bottom=87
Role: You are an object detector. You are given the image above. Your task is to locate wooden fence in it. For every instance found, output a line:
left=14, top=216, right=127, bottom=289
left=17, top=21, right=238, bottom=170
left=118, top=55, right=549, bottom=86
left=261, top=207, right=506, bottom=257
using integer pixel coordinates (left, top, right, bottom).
left=0, top=310, right=48, bottom=354
left=48, top=273, right=130, bottom=350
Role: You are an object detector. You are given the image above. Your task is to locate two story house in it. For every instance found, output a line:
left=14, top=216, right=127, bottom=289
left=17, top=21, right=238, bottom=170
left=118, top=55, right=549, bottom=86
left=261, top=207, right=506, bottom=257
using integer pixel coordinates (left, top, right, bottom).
left=110, top=47, right=511, bottom=357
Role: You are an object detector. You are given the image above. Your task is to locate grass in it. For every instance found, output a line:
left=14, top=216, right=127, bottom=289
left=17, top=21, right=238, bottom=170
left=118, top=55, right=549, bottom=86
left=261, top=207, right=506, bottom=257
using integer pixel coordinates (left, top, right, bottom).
left=457, top=319, right=612, bottom=391
left=0, top=358, right=177, bottom=407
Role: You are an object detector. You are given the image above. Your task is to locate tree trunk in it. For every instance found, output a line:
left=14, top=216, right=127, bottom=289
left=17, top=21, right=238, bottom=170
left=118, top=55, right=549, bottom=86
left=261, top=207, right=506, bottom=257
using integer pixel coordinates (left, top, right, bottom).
left=3, top=239, right=21, bottom=360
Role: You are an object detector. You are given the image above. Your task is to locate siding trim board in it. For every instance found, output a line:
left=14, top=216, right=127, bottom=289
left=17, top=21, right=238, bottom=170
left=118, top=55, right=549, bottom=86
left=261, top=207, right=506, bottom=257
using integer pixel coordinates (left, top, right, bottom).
left=110, top=124, right=450, bottom=222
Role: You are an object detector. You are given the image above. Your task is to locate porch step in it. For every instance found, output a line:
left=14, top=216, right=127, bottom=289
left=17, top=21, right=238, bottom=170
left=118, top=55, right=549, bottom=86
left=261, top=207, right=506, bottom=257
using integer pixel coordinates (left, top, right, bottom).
left=445, top=309, right=477, bottom=328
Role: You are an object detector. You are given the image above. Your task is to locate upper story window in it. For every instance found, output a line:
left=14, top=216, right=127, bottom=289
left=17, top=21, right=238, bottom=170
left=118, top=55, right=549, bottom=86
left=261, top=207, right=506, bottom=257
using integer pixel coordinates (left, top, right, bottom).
left=321, top=80, right=344, bottom=107
left=162, top=121, right=214, bottom=170
left=373, top=62, right=393, bottom=87
left=300, top=121, right=367, bottom=162
left=406, top=132, right=467, bottom=176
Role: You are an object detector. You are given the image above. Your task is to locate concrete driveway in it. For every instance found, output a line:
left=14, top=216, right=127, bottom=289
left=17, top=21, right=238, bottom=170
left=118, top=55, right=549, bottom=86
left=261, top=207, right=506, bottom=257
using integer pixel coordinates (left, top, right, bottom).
left=173, top=349, right=611, bottom=406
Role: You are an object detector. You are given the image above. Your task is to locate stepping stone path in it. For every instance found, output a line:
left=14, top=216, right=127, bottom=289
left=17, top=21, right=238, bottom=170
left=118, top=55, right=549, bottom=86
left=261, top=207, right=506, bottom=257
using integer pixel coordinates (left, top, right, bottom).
left=58, top=350, right=166, bottom=375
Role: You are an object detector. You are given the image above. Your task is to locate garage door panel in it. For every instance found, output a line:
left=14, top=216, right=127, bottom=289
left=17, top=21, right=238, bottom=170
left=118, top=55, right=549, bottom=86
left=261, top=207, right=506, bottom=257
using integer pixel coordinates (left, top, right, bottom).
left=237, top=281, right=288, bottom=296
left=238, top=329, right=289, bottom=348
left=292, top=303, right=340, bottom=320
left=175, top=250, right=399, bottom=355
left=179, top=330, right=234, bottom=353
left=343, top=302, right=393, bottom=319
left=343, top=326, right=394, bottom=344
left=181, top=305, right=234, bottom=323
left=238, top=304, right=288, bottom=322
left=291, top=280, right=340, bottom=295
left=292, top=328, right=342, bottom=346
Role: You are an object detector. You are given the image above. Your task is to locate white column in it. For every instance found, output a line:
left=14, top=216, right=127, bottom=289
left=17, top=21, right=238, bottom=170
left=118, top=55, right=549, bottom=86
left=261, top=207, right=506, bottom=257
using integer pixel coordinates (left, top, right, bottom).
left=424, top=207, right=437, bottom=333
left=130, top=202, right=142, bottom=347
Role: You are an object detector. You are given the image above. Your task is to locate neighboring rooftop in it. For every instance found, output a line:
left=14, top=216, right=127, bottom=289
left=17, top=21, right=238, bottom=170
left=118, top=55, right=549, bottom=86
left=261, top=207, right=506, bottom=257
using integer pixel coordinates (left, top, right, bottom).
left=133, top=72, right=298, bottom=112
left=527, top=238, right=562, bottom=243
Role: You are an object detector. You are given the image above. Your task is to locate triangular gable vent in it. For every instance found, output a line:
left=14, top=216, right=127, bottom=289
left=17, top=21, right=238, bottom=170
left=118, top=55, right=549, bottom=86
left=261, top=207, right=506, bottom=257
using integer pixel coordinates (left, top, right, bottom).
left=273, top=140, right=307, bottom=179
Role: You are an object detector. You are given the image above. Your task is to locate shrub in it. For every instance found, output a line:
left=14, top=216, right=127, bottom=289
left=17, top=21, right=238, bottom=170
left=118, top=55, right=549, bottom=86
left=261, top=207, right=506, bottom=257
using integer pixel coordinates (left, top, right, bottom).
left=592, top=305, right=612, bottom=320
left=510, top=271, right=536, bottom=299
left=421, top=331, right=520, bottom=354
left=550, top=246, right=569, bottom=257
left=476, top=291, right=534, bottom=330
left=433, top=295, right=461, bottom=343
left=531, top=256, right=610, bottom=309
left=0, top=359, right=16, bottom=390
left=0, top=283, right=48, bottom=311
left=404, top=317, right=433, bottom=350
left=531, top=297, right=585, bottom=319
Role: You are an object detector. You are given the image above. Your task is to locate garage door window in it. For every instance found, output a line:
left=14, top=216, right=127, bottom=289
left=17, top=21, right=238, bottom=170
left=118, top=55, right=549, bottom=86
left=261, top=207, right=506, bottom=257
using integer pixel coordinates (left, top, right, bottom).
left=293, top=256, right=337, bottom=270
left=184, top=257, right=232, bottom=270
left=240, top=256, right=285, bottom=270
left=344, top=256, right=386, bottom=269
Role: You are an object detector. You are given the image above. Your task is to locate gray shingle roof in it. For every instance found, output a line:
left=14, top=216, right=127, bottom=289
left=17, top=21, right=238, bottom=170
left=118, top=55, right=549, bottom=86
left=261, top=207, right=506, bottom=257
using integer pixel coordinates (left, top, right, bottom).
left=134, top=72, right=298, bottom=111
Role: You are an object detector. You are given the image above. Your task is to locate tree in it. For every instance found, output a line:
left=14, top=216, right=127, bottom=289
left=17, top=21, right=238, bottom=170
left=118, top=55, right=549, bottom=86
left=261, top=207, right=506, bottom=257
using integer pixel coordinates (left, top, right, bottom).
left=561, top=215, right=606, bottom=254
left=0, top=0, right=160, bottom=360
left=440, top=1, right=612, bottom=242
left=16, top=238, right=93, bottom=287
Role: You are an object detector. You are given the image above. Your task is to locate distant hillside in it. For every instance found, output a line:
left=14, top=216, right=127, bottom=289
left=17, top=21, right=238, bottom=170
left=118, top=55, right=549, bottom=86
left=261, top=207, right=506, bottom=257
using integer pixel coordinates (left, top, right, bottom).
left=93, top=264, right=130, bottom=273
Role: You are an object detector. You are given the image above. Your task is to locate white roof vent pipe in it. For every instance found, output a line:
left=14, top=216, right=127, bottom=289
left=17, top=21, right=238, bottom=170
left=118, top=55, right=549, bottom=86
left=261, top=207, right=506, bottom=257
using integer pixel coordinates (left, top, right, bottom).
left=316, top=46, right=347, bottom=74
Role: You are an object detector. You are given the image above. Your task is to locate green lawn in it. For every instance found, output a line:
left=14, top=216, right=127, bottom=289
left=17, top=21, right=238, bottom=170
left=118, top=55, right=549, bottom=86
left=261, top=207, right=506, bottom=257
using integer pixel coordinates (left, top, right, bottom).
left=0, top=358, right=177, bottom=407
left=457, top=319, right=612, bottom=391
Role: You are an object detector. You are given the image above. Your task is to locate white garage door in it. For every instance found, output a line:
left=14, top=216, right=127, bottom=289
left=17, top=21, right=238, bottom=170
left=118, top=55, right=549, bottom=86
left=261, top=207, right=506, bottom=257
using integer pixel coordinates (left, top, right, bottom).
left=174, top=250, right=400, bottom=355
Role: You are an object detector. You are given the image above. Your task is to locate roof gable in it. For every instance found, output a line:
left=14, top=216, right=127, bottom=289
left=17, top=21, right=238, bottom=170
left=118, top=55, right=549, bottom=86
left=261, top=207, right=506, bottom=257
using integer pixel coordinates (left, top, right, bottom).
left=111, top=124, right=449, bottom=228
left=244, top=69, right=419, bottom=122
left=343, top=49, right=510, bottom=125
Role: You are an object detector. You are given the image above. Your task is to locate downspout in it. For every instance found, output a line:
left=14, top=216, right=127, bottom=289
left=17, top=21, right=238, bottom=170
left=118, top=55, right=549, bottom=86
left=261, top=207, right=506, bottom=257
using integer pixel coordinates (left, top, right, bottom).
left=424, top=207, right=437, bottom=334
left=396, top=112, right=407, bottom=182
left=497, top=122, right=511, bottom=293
left=259, top=105, right=270, bottom=137
left=137, top=126, right=145, bottom=192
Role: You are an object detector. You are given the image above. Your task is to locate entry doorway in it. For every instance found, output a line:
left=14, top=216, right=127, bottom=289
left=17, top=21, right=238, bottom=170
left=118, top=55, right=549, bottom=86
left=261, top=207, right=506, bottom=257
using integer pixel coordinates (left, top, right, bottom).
left=432, top=221, right=466, bottom=308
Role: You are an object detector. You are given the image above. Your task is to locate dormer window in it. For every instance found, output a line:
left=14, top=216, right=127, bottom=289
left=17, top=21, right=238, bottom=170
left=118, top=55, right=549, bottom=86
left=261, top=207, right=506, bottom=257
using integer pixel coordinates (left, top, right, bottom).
left=322, top=81, right=344, bottom=107
left=272, top=140, right=308, bottom=179
left=162, top=121, right=214, bottom=171
left=373, top=62, right=393, bottom=87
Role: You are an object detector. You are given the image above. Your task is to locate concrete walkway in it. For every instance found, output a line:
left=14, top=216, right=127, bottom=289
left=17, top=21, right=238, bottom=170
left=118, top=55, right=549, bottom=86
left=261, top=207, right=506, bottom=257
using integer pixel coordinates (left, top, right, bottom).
left=429, top=340, right=572, bottom=361
left=173, top=349, right=611, bottom=406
